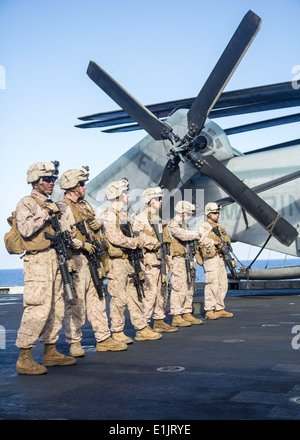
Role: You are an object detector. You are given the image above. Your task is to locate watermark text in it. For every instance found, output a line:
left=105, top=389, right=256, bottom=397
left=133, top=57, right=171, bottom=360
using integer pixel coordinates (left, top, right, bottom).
left=292, top=65, right=300, bottom=90
left=0, top=65, right=6, bottom=89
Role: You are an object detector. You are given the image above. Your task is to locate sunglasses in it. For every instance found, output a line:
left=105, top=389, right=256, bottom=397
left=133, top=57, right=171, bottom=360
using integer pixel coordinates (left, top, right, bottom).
left=79, top=181, right=86, bottom=187
left=42, top=176, right=57, bottom=183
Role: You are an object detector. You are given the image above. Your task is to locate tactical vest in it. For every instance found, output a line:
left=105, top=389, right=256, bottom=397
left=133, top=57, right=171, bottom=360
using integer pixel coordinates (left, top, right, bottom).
left=206, top=219, right=230, bottom=242
left=59, top=197, right=96, bottom=243
left=143, top=212, right=171, bottom=252
left=169, top=220, right=188, bottom=257
left=200, top=219, right=230, bottom=258
left=20, top=195, right=57, bottom=253
left=102, top=206, right=130, bottom=258
left=60, top=197, right=109, bottom=273
left=206, top=219, right=221, bottom=242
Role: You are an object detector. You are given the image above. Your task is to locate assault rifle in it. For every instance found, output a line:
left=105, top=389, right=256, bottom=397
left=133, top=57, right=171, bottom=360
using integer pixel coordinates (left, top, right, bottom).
left=120, top=222, right=145, bottom=302
left=185, top=240, right=198, bottom=292
left=45, top=213, right=77, bottom=302
left=74, top=219, right=106, bottom=299
left=152, top=222, right=170, bottom=296
left=211, top=226, right=238, bottom=279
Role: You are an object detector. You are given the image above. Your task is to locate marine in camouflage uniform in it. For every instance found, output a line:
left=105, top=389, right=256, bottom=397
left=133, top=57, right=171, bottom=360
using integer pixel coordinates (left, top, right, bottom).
left=57, top=167, right=127, bottom=357
left=133, top=187, right=177, bottom=333
left=100, top=179, right=162, bottom=344
left=15, top=161, right=76, bottom=375
left=169, top=201, right=215, bottom=327
left=199, top=202, right=234, bottom=320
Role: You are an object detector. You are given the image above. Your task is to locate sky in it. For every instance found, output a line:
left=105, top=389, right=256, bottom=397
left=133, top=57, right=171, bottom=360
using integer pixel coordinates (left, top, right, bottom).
left=0, top=0, right=299, bottom=269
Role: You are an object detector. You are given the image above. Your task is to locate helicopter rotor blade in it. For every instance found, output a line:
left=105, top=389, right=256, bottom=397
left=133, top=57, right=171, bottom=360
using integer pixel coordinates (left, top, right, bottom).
left=187, top=153, right=297, bottom=246
left=187, top=10, right=262, bottom=139
left=84, top=12, right=297, bottom=247
left=160, top=11, right=262, bottom=188
left=87, top=61, right=174, bottom=142
left=159, top=157, right=182, bottom=189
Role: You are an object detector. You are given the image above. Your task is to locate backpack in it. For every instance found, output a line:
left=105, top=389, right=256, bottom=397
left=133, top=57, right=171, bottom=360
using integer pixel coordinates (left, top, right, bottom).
left=4, top=211, right=24, bottom=255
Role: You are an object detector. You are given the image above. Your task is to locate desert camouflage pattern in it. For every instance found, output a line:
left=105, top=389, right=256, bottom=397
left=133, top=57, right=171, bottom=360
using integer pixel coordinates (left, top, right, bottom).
left=199, top=220, right=230, bottom=245
left=58, top=198, right=111, bottom=343
left=199, top=220, right=229, bottom=311
left=15, top=248, right=64, bottom=348
left=105, top=179, right=129, bottom=200
left=133, top=209, right=168, bottom=322
left=101, top=207, right=147, bottom=332
left=15, top=189, right=65, bottom=349
left=168, top=218, right=200, bottom=315
left=56, top=198, right=82, bottom=249
left=16, top=189, right=50, bottom=239
left=106, top=258, right=147, bottom=332
left=59, top=166, right=89, bottom=190
left=64, top=254, right=110, bottom=343
left=101, top=207, right=139, bottom=250
left=174, top=200, right=195, bottom=214
left=26, top=161, right=58, bottom=184
left=201, top=256, right=228, bottom=311
left=12, top=162, right=235, bottom=364
left=169, top=256, right=194, bottom=315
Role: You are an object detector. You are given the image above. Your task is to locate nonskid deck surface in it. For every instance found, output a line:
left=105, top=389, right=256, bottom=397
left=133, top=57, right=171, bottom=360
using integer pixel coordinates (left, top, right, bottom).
left=1, top=290, right=300, bottom=421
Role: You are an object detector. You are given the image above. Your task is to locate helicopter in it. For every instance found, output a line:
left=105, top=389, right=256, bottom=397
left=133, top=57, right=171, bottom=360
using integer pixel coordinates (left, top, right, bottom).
left=73, top=10, right=300, bottom=280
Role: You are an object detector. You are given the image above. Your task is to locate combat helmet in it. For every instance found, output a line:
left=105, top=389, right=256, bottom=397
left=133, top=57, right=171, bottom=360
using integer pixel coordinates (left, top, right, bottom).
left=205, top=202, right=221, bottom=216
left=60, top=166, right=89, bottom=190
left=27, top=161, right=59, bottom=184
left=105, top=178, right=129, bottom=200
left=175, top=200, right=195, bottom=214
left=142, top=187, right=164, bottom=204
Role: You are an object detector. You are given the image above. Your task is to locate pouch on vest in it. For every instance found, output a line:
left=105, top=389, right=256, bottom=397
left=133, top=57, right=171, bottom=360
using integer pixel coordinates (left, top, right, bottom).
left=4, top=211, right=24, bottom=255
left=201, top=246, right=216, bottom=258
left=195, top=248, right=203, bottom=266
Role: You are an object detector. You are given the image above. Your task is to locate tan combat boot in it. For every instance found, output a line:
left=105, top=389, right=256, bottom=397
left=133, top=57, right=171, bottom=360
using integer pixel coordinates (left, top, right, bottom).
left=205, top=310, right=219, bottom=320
left=70, top=342, right=85, bottom=357
left=96, top=337, right=127, bottom=352
left=135, top=326, right=162, bottom=341
left=214, top=309, right=234, bottom=318
left=16, top=348, right=47, bottom=375
left=183, top=313, right=203, bottom=325
left=112, top=331, right=133, bottom=345
left=153, top=319, right=178, bottom=333
left=172, top=315, right=191, bottom=327
left=43, top=344, right=76, bottom=367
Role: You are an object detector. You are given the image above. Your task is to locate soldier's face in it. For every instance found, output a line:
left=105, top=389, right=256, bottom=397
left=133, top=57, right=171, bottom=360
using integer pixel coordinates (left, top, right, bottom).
left=35, top=177, right=55, bottom=196
left=150, top=197, right=162, bottom=211
left=120, top=191, right=129, bottom=205
left=78, top=181, right=86, bottom=199
left=210, top=212, right=220, bottom=221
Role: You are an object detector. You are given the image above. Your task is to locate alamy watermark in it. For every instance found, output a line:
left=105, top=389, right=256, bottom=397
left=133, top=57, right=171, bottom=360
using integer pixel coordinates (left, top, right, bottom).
left=95, top=187, right=205, bottom=223
left=292, top=65, right=300, bottom=90
left=0, top=325, right=6, bottom=349
left=291, top=325, right=300, bottom=350
left=0, top=65, right=6, bottom=89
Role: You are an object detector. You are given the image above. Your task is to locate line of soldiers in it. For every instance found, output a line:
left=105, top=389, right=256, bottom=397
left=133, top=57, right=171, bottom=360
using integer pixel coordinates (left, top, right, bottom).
left=10, top=161, right=233, bottom=375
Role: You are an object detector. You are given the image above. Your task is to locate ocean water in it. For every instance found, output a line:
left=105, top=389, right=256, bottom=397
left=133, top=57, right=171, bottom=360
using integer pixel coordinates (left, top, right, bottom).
left=0, top=268, right=24, bottom=287
left=0, top=258, right=299, bottom=287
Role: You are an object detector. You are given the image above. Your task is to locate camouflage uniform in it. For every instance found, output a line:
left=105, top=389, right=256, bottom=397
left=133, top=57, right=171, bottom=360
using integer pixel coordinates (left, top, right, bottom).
left=169, top=201, right=214, bottom=326
left=133, top=187, right=176, bottom=333
left=14, top=161, right=75, bottom=375
left=58, top=167, right=126, bottom=356
left=101, top=208, right=145, bottom=332
left=15, top=189, right=65, bottom=349
left=101, top=179, right=161, bottom=343
left=199, top=202, right=233, bottom=319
